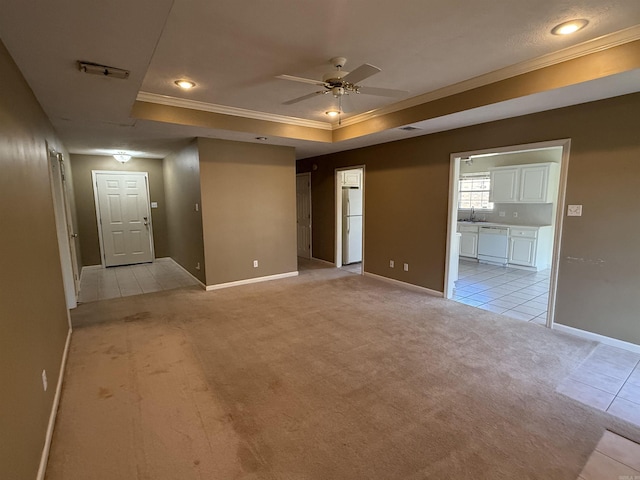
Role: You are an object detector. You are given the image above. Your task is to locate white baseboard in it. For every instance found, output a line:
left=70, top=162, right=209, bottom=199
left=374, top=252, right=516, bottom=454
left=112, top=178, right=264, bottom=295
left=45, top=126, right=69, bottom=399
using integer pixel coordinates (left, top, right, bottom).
left=553, top=323, right=640, bottom=354
left=364, top=272, right=443, bottom=297
left=165, top=257, right=206, bottom=289
left=37, top=327, right=72, bottom=480
left=310, top=257, right=335, bottom=266
left=205, top=271, right=299, bottom=291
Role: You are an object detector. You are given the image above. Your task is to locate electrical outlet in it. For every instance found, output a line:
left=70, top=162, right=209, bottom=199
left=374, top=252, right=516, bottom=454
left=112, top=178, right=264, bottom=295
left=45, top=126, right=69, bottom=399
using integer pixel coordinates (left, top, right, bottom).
left=389, top=260, right=394, bottom=268
left=195, top=262, right=201, bottom=271
left=499, top=211, right=505, bottom=217
left=42, top=370, right=48, bottom=392
left=253, top=260, right=258, bottom=268
left=403, top=263, right=409, bottom=272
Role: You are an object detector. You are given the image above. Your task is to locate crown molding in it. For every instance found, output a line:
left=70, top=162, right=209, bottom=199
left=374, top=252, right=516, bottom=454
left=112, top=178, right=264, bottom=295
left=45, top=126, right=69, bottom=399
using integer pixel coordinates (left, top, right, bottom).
left=337, top=25, right=640, bottom=128
left=136, top=92, right=333, bottom=130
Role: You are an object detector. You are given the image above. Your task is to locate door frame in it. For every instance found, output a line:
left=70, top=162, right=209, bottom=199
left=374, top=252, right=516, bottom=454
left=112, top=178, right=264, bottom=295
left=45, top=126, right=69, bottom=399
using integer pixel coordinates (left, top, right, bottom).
left=444, top=139, right=571, bottom=329
left=296, top=172, right=312, bottom=259
left=48, top=146, right=78, bottom=310
left=335, top=166, right=365, bottom=271
left=91, top=170, right=155, bottom=267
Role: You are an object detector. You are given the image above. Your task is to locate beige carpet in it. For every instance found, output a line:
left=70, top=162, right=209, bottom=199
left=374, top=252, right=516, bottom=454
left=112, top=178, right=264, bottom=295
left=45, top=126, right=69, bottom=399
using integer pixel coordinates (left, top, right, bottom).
left=46, top=260, right=640, bottom=479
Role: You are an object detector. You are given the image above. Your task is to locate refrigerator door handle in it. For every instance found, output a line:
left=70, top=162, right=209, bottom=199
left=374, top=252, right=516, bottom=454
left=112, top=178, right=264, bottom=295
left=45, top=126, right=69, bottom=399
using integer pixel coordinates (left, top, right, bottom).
left=347, top=217, right=350, bottom=234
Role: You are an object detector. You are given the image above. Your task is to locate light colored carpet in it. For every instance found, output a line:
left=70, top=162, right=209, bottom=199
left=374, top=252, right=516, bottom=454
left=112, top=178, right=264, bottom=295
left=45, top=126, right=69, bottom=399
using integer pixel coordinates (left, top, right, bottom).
left=46, top=260, right=640, bottom=479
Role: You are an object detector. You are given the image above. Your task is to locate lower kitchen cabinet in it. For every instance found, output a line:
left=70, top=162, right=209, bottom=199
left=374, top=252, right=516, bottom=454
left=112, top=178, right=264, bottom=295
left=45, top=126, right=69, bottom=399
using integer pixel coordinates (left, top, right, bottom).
left=458, top=224, right=479, bottom=258
left=508, top=226, right=553, bottom=270
left=508, top=236, right=536, bottom=267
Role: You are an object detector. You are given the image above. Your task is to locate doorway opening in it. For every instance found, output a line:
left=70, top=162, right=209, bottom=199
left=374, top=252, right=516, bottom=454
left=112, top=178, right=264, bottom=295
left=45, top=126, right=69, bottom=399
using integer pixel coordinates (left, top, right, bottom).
left=296, top=172, right=312, bottom=260
left=92, top=171, right=155, bottom=267
left=335, top=167, right=364, bottom=274
left=444, top=139, right=570, bottom=329
left=48, top=147, right=80, bottom=311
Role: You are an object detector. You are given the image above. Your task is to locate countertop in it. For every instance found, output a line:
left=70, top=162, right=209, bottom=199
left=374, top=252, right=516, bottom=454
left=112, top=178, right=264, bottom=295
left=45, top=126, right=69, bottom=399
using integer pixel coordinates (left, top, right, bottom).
left=457, top=221, right=552, bottom=229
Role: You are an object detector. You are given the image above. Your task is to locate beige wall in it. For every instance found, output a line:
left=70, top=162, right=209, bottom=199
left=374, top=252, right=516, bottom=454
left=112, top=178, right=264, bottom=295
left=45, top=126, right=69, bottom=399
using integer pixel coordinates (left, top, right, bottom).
left=69, top=155, right=169, bottom=266
left=198, top=138, right=297, bottom=286
left=0, top=40, right=70, bottom=480
left=163, top=141, right=206, bottom=283
left=298, top=93, right=640, bottom=345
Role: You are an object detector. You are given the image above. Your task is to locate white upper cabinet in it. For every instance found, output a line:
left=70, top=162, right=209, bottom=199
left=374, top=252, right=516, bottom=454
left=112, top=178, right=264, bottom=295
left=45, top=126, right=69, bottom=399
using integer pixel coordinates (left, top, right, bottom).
left=489, top=163, right=557, bottom=203
left=341, top=170, right=361, bottom=188
left=489, top=168, right=519, bottom=203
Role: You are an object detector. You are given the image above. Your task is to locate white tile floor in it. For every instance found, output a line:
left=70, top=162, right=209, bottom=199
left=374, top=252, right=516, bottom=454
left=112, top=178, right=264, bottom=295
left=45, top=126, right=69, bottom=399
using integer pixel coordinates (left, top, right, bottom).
left=454, top=259, right=551, bottom=324
left=578, top=430, right=640, bottom=479
left=78, top=257, right=200, bottom=303
left=558, top=343, right=640, bottom=428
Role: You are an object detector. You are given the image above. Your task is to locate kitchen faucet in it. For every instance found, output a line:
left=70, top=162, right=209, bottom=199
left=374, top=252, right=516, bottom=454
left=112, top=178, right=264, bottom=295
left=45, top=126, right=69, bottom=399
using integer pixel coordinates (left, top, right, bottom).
left=470, top=206, right=476, bottom=222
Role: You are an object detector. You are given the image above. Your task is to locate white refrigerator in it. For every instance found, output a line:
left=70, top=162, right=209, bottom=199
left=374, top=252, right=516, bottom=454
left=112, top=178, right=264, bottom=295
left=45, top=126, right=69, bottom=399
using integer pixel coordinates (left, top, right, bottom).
left=342, top=187, right=363, bottom=264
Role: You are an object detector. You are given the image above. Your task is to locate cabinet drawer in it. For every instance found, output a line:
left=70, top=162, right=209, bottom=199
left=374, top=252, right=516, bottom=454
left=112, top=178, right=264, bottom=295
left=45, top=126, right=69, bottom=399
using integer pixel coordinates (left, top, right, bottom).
left=458, top=225, right=479, bottom=233
left=509, top=228, right=537, bottom=238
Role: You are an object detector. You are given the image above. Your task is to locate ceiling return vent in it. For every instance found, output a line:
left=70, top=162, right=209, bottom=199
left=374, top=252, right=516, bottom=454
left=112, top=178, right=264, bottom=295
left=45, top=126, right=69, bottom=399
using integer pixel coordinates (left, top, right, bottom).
left=77, top=61, right=130, bottom=79
left=399, top=125, right=421, bottom=131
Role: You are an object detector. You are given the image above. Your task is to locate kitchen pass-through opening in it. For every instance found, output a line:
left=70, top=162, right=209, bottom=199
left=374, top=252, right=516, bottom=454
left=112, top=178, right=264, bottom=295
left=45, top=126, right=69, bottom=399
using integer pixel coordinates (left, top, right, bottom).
left=444, top=139, right=570, bottom=329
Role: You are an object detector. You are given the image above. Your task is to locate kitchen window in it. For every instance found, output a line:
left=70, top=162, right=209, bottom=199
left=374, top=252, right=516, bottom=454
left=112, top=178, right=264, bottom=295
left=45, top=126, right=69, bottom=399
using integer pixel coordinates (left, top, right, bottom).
left=458, top=173, right=493, bottom=210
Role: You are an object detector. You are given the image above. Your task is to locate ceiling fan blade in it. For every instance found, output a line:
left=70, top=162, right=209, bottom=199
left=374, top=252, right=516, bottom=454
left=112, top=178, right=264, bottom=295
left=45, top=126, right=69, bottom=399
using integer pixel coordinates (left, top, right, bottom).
left=276, top=74, right=327, bottom=87
left=342, top=63, right=381, bottom=85
left=283, top=91, right=326, bottom=105
left=356, top=86, right=409, bottom=98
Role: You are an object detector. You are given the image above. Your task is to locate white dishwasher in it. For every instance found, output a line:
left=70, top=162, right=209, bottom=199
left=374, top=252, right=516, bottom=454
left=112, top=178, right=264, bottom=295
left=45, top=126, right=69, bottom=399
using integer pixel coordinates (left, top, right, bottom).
left=477, top=226, right=509, bottom=265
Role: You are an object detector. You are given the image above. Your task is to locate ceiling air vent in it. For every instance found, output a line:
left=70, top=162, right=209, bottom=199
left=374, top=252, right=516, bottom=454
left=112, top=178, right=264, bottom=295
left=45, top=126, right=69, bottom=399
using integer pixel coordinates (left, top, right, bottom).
left=78, top=61, right=130, bottom=79
left=399, top=126, right=421, bottom=131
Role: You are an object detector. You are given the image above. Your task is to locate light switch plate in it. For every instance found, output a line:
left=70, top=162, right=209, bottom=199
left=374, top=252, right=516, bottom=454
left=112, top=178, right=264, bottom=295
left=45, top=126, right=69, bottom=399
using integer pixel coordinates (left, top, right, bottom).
left=151, top=201, right=158, bottom=208
left=567, top=205, right=582, bottom=216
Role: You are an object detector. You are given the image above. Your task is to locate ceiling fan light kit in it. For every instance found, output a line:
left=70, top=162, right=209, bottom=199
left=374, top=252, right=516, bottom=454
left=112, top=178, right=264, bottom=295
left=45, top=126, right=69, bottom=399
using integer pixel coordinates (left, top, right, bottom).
left=277, top=56, right=408, bottom=109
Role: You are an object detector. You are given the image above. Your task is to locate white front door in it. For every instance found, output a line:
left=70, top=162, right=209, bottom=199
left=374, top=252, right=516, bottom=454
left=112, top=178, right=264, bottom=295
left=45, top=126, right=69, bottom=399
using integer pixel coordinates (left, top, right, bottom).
left=296, top=173, right=312, bottom=259
left=94, top=172, right=154, bottom=267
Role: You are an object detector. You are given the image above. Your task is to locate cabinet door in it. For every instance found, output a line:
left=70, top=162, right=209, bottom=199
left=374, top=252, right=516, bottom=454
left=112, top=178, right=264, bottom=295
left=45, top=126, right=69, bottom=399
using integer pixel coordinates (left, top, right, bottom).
left=342, top=171, right=361, bottom=187
left=508, top=237, right=536, bottom=266
left=460, top=232, right=478, bottom=258
left=489, top=168, right=519, bottom=202
left=519, top=164, right=549, bottom=202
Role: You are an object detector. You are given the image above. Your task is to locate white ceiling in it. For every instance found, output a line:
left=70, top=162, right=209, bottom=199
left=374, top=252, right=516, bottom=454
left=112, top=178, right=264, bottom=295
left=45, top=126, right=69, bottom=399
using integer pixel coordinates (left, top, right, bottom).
left=1, top=0, right=639, bottom=160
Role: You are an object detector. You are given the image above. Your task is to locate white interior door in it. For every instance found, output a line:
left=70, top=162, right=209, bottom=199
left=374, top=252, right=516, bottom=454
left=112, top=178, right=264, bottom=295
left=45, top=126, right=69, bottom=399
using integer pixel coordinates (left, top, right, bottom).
left=94, top=172, right=154, bottom=267
left=296, top=173, right=312, bottom=259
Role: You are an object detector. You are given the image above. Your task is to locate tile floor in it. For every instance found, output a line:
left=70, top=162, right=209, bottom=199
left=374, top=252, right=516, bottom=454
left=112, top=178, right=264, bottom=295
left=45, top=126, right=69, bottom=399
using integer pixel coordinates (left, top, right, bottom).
left=341, top=262, right=362, bottom=275
left=454, top=259, right=551, bottom=324
left=78, top=257, right=200, bottom=303
left=558, top=343, right=640, bottom=428
left=578, top=430, right=640, bottom=479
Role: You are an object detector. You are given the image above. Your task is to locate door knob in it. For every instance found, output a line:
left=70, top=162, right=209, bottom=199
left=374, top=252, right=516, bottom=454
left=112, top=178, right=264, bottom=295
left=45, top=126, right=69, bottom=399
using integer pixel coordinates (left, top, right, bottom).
left=70, top=233, right=79, bottom=238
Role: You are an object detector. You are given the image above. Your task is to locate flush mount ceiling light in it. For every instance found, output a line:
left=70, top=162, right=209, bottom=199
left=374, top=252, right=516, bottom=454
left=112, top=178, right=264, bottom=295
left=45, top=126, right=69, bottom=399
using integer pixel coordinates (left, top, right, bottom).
left=174, top=80, right=196, bottom=89
left=325, top=110, right=340, bottom=117
left=113, top=153, right=131, bottom=163
left=551, top=19, right=588, bottom=35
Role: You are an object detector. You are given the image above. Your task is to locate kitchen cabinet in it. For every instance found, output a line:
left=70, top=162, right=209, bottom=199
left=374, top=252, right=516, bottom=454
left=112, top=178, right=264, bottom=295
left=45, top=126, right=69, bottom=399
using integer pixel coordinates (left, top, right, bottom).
left=508, top=226, right=553, bottom=270
left=341, top=170, right=361, bottom=188
left=458, top=224, right=478, bottom=258
left=489, top=163, right=557, bottom=203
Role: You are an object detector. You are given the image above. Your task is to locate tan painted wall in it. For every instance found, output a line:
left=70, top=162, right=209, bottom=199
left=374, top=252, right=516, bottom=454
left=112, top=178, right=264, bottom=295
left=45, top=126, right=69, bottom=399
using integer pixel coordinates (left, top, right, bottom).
left=198, top=138, right=297, bottom=286
left=163, top=141, right=206, bottom=283
left=69, top=155, right=169, bottom=266
left=0, top=39, right=70, bottom=480
left=298, top=93, right=640, bottom=345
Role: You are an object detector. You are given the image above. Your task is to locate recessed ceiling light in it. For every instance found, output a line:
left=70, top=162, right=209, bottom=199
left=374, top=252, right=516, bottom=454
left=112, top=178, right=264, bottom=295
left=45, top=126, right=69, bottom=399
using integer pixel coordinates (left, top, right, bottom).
left=174, top=80, right=196, bottom=89
left=325, top=110, right=340, bottom=117
left=551, top=19, right=588, bottom=35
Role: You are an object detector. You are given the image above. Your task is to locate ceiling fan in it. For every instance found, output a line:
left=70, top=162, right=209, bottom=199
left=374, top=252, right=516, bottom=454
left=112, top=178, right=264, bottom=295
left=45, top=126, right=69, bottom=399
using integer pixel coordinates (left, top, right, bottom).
left=277, top=57, right=408, bottom=114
